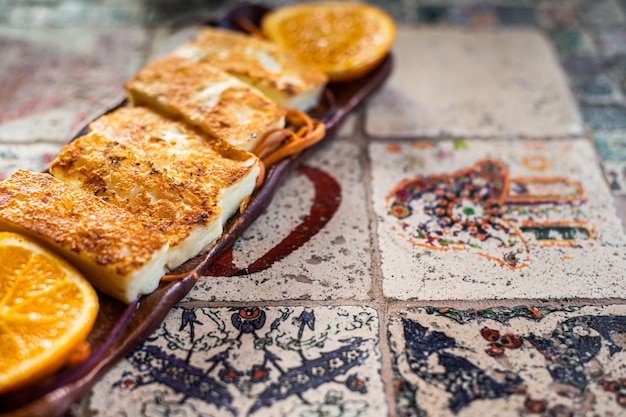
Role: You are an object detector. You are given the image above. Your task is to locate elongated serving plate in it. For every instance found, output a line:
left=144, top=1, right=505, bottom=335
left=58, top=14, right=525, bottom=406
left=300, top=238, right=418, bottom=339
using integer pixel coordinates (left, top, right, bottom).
left=0, top=4, right=393, bottom=416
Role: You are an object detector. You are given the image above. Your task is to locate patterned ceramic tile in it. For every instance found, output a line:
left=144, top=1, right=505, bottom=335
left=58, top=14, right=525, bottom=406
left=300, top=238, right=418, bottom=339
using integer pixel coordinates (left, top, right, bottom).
left=371, top=138, right=626, bottom=300
left=571, top=73, right=624, bottom=105
left=0, top=143, right=63, bottom=179
left=418, top=5, right=448, bottom=24
left=494, top=6, right=537, bottom=26
left=365, top=27, right=583, bottom=138
left=602, top=160, right=626, bottom=195
left=549, top=28, right=597, bottom=57
left=593, top=27, right=626, bottom=59
left=537, top=1, right=579, bottom=30
left=0, top=27, right=146, bottom=144
left=195, top=141, right=373, bottom=302
left=87, top=305, right=385, bottom=416
left=581, top=105, right=626, bottom=131
left=607, top=55, right=626, bottom=84
left=559, top=54, right=603, bottom=78
left=577, top=0, right=626, bottom=26
left=389, top=305, right=626, bottom=417
left=336, top=113, right=359, bottom=139
left=593, top=131, right=626, bottom=160
left=54, top=4, right=144, bottom=27
left=448, top=5, right=497, bottom=27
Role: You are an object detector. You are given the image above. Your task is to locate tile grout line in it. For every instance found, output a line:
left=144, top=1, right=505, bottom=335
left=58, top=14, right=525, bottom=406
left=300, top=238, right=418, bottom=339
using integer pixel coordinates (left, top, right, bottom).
left=355, top=105, right=401, bottom=416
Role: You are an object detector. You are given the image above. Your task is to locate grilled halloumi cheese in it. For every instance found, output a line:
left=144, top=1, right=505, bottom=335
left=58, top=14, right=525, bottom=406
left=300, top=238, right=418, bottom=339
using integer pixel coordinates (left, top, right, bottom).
left=0, top=170, right=169, bottom=304
left=125, top=55, right=285, bottom=151
left=50, top=133, right=223, bottom=270
left=87, top=106, right=260, bottom=224
left=174, top=28, right=328, bottom=111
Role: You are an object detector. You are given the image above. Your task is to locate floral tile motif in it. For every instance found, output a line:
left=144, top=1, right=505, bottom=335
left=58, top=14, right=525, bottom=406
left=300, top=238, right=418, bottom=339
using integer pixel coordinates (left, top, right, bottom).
left=371, top=138, right=626, bottom=300
left=195, top=141, right=373, bottom=302
left=365, top=27, right=583, bottom=138
left=389, top=305, right=626, bottom=417
left=88, top=305, right=385, bottom=416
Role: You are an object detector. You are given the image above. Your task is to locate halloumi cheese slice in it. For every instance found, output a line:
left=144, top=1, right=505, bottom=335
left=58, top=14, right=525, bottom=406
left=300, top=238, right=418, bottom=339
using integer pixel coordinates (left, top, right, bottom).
left=87, top=106, right=260, bottom=225
left=174, top=28, right=328, bottom=111
left=125, top=55, right=285, bottom=151
left=0, top=170, right=169, bottom=304
left=50, top=133, right=223, bottom=270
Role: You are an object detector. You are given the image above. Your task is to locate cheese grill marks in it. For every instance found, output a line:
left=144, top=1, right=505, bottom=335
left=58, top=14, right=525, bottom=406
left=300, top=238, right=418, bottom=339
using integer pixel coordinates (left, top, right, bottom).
left=0, top=170, right=169, bottom=304
left=125, top=55, right=286, bottom=152
left=49, top=133, right=223, bottom=270
left=174, top=28, right=328, bottom=111
left=87, top=106, right=261, bottom=225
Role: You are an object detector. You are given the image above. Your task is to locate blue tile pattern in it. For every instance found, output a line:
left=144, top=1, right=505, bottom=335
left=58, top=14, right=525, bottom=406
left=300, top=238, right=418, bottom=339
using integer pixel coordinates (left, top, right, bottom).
left=390, top=306, right=626, bottom=416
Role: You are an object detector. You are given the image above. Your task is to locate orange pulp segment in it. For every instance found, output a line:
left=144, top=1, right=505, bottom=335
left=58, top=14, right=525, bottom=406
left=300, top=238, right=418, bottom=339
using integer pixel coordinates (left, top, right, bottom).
left=261, top=2, right=396, bottom=82
left=0, top=232, right=99, bottom=394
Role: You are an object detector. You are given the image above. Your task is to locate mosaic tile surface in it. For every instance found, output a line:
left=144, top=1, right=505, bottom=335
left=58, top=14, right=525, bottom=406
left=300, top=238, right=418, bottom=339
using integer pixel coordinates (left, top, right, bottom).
left=196, top=140, right=373, bottom=302
left=365, top=27, right=583, bottom=138
left=5, top=0, right=626, bottom=416
left=0, top=143, right=63, bottom=179
left=389, top=305, right=626, bottom=417
left=87, top=305, right=385, bottom=417
left=0, top=27, right=146, bottom=144
left=371, top=138, right=626, bottom=300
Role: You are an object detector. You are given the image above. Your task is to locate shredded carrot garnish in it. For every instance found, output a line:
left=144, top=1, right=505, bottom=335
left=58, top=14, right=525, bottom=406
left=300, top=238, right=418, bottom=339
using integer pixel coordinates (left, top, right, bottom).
left=161, top=270, right=200, bottom=282
left=253, top=109, right=326, bottom=171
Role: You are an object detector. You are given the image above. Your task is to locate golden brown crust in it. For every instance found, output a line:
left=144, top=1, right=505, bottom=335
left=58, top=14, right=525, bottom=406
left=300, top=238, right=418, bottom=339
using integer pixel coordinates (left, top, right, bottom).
left=124, top=55, right=285, bottom=151
left=0, top=170, right=167, bottom=277
left=50, top=133, right=222, bottom=249
left=87, top=106, right=259, bottom=194
left=178, top=28, right=327, bottom=99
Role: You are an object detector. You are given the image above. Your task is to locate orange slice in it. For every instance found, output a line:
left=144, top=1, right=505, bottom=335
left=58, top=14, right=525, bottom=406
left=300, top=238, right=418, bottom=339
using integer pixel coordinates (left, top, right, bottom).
left=261, top=2, right=396, bottom=82
left=0, top=232, right=99, bottom=394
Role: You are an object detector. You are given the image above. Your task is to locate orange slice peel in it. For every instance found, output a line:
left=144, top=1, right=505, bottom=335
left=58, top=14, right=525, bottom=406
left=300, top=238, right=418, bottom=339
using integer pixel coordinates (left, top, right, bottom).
left=261, top=2, right=396, bottom=82
left=0, top=232, right=99, bottom=394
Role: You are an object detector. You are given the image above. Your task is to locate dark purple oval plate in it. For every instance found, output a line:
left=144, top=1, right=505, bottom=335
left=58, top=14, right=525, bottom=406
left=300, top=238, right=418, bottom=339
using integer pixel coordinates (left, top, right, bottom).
left=0, top=3, right=392, bottom=416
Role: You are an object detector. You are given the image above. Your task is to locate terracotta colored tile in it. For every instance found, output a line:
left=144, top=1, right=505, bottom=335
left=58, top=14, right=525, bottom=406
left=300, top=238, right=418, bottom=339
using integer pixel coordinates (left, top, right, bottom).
left=389, top=305, right=626, bottom=416
left=371, top=138, right=626, bottom=300
left=366, top=27, right=583, bottom=138
left=89, top=305, right=386, bottom=416
left=196, top=141, right=373, bottom=302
